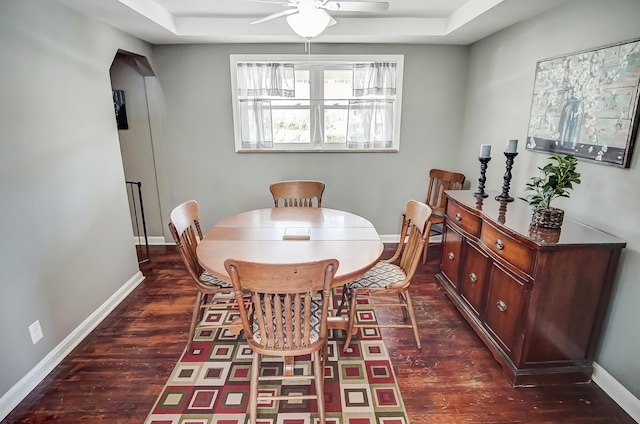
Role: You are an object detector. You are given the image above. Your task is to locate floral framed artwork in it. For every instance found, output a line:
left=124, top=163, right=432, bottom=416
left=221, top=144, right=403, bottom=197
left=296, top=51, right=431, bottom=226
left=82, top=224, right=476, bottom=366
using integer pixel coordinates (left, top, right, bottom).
left=526, top=38, right=640, bottom=167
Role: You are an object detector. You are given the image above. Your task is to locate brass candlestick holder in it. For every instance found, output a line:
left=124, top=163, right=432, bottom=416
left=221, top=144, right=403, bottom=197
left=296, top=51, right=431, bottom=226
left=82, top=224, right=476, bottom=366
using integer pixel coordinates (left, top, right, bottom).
left=474, top=157, right=491, bottom=198
left=495, top=152, right=518, bottom=202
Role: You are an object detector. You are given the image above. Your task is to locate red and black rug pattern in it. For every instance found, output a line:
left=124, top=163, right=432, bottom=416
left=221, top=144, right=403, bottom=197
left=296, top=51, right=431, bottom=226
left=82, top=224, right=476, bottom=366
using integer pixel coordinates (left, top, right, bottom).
left=145, top=295, right=409, bottom=424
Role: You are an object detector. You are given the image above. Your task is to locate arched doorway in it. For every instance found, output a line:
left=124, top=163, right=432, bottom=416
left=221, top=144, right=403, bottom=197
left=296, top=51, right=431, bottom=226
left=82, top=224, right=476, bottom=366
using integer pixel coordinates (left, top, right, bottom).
left=109, top=51, right=165, bottom=263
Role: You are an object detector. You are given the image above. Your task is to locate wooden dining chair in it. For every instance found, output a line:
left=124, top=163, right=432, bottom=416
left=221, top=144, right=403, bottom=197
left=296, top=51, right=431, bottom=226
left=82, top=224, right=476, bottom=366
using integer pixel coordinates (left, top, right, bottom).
left=168, top=200, right=235, bottom=351
left=225, top=258, right=338, bottom=424
left=423, top=169, right=465, bottom=263
left=336, top=200, right=432, bottom=352
left=269, top=180, right=325, bottom=207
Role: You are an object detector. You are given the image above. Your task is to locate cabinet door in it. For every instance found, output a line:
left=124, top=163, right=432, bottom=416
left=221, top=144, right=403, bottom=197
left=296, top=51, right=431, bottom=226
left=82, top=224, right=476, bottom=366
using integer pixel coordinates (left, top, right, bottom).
left=441, top=225, right=463, bottom=289
left=460, top=242, right=489, bottom=316
left=484, top=263, right=525, bottom=356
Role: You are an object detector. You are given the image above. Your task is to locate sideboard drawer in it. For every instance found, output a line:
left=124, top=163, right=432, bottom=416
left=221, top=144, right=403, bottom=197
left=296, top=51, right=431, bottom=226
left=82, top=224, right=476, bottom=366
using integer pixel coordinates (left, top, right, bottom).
left=480, top=222, right=534, bottom=275
left=446, top=201, right=481, bottom=237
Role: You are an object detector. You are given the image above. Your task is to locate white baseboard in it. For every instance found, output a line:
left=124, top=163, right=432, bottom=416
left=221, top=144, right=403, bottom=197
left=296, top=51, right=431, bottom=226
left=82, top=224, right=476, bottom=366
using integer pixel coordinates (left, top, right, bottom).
left=134, top=236, right=167, bottom=245
left=380, top=234, right=400, bottom=243
left=149, top=235, right=431, bottom=245
left=142, top=235, right=433, bottom=245
left=592, top=362, right=640, bottom=422
left=0, top=271, right=146, bottom=421
left=380, top=234, right=441, bottom=243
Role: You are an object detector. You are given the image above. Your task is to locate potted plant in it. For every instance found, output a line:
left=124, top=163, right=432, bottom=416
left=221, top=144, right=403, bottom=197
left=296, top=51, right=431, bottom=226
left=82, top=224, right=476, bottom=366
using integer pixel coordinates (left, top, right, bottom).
left=522, top=154, right=581, bottom=229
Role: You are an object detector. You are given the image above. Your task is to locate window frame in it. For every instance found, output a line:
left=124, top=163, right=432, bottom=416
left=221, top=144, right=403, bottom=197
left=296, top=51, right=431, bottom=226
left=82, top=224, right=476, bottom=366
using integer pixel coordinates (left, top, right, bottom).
left=229, top=54, right=404, bottom=153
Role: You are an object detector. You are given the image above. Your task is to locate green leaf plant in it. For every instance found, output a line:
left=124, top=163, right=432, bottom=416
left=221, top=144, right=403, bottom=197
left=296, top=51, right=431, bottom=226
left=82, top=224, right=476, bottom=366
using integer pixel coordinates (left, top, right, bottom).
left=522, top=154, right=581, bottom=208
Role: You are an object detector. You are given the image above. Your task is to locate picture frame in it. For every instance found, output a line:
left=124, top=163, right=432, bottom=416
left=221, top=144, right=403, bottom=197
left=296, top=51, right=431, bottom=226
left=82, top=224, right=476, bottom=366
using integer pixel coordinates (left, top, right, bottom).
left=526, top=38, right=640, bottom=167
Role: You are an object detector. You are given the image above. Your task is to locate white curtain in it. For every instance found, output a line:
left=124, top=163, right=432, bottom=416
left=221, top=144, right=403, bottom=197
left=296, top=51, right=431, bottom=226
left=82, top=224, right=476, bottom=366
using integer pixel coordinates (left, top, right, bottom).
left=237, top=63, right=294, bottom=147
left=347, top=62, right=397, bottom=148
left=239, top=100, right=273, bottom=149
left=352, top=62, right=396, bottom=97
left=236, top=63, right=295, bottom=97
left=346, top=99, right=394, bottom=149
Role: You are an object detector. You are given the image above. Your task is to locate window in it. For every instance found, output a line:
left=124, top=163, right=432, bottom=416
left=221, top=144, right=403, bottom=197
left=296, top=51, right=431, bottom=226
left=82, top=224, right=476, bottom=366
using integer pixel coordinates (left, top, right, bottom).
left=230, top=55, right=404, bottom=152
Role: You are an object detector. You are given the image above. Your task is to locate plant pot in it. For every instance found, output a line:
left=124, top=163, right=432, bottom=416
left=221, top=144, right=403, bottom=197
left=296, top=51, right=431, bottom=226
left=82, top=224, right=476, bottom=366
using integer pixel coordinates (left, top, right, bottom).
left=528, top=224, right=561, bottom=243
left=531, top=206, right=564, bottom=229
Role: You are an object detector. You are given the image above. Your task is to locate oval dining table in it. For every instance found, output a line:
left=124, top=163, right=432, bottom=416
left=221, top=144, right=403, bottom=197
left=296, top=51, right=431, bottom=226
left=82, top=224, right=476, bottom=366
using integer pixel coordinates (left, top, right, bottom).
left=196, top=207, right=384, bottom=335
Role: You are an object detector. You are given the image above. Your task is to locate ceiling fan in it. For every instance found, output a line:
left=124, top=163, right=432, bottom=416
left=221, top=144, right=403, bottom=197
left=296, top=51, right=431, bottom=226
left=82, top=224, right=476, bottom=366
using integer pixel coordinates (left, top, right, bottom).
left=248, top=0, right=390, bottom=39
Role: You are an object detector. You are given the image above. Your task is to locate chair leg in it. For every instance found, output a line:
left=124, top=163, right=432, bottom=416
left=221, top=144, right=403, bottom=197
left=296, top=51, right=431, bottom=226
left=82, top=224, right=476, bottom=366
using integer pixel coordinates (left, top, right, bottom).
left=249, top=352, right=260, bottom=424
left=321, top=342, right=328, bottom=371
left=313, top=350, right=326, bottom=424
left=343, top=290, right=359, bottom=352
left=335, top=284, right=350, bottom=316
left=404, top=290, right=421, bottom=349
left=398, top=293, right=408, bottom=319
left=187, top=291, right=204, bottom=351
left=423, top=227, right=442, bottom=263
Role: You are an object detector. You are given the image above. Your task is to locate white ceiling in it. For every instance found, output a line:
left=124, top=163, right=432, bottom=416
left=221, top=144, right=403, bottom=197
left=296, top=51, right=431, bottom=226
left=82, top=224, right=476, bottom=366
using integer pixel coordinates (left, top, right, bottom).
left=56, top=0, right=570, bottom=45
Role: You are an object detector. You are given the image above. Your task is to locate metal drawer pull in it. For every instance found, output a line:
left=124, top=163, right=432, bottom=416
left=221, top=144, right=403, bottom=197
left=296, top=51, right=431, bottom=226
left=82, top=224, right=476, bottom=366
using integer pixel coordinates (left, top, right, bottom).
left=496, top=300, right=507, bottom=312
left=448, top=252, right=455, bottom=260
left=469, top=272, right=477, bottom=283
left=495, top=239, right=504, bottom=250
left=455, top=213, right=462, bottom=221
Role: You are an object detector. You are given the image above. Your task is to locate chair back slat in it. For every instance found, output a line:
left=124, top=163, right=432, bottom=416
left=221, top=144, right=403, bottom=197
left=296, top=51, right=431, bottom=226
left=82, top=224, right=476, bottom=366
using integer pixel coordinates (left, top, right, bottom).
left=425, top=169, right=465, bottom=213
left=303, top=294, right=312, bottom=345
left=169, top=200, right=203, bottom=239
left=270, top=180, right=325, bottom=208
left=393, top=200, right=433, bottom=285
left=264, top=294, right=276, bottom=346
left=169, top=200, right=205, bottom=282
left=225, top=259, right=338, bottom=352
left=284, top=198, right=312, bottom=207
left=398, top=225, right=423, bottom=273
left=284, top=294, right=293, bottom=343
left=252, top=293, right=268, bottom=345
left=274, top=294, right=284, bottom=346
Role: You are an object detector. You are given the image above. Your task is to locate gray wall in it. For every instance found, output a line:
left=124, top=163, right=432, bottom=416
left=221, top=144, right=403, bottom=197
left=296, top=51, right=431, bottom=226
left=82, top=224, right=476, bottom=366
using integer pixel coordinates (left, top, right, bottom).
left=151, top=43, right=469, bottom=236
left=458, top=0, right=640, bottom=397
left=0, top=0, right=152, bottom=399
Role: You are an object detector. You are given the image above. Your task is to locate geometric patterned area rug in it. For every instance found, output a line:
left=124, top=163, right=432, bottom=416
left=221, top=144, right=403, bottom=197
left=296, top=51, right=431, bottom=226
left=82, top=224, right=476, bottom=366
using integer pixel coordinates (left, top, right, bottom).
left=145, top=294, right=410, bottom=424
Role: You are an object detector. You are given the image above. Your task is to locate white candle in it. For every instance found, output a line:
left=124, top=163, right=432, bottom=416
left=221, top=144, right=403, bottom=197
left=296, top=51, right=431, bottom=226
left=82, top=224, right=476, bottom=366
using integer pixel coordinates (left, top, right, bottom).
left=505, top=139, right=518, bottom=153
left=479, top=144, right=491, bottom=158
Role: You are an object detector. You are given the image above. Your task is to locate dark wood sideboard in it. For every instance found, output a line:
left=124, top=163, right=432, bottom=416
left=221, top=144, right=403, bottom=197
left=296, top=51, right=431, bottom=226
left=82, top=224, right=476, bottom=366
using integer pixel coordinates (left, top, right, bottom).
left=435, top=190, right=626, bottom=387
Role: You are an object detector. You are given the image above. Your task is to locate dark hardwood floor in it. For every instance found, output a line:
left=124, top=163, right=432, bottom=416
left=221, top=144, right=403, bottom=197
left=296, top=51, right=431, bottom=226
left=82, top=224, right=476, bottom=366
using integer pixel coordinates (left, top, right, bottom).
left=3, top=244, right=635, bottom=423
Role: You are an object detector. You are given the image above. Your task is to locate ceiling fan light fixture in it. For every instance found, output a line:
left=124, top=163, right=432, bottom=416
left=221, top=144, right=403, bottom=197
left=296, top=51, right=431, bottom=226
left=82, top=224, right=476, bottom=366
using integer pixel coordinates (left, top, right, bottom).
left=286, top=7, right=331, bottom=39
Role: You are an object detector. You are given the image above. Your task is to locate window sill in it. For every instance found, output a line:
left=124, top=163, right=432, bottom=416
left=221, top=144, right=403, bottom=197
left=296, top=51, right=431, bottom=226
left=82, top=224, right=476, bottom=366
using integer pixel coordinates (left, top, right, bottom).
left=235, top=147, right=400, bottom=153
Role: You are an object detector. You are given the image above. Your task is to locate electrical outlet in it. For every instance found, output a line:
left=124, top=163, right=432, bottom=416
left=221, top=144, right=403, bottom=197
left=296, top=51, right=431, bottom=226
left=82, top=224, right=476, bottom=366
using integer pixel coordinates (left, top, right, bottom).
left=29, top=320, right=43, bottom=344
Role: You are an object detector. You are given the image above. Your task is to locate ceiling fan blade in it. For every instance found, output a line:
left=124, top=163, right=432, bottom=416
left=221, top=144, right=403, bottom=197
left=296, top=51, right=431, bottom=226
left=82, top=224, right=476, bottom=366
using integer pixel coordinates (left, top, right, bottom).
left=250, top=8, right=297, bottom=25
left=323, top=1, right=389, bottom=12
left=314, top=8, right=337, bottom=26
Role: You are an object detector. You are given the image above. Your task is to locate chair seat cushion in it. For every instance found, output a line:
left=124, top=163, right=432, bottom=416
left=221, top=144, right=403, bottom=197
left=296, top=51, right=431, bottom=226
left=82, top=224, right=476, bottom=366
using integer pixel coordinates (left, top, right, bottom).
left=348, top=262, right=406, bottom=289
left=252, top=297, right=322, bottom=347
left=199, top=271, right=233, bottom=288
